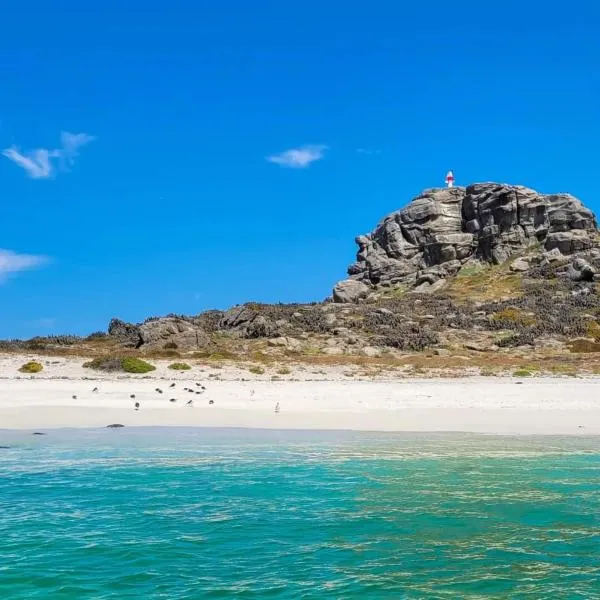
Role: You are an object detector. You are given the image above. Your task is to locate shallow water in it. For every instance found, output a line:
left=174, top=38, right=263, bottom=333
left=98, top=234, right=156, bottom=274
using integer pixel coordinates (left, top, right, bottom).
left=1, top=428, right=599, bottom=599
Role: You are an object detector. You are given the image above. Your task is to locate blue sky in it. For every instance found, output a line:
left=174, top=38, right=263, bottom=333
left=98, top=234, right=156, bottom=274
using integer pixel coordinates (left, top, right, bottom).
left=1, top=0, right=599, bottom=338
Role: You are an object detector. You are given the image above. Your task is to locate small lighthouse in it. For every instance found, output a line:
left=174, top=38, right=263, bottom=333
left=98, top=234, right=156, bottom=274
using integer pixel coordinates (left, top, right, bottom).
left=445, top=170, right=455, bottom=188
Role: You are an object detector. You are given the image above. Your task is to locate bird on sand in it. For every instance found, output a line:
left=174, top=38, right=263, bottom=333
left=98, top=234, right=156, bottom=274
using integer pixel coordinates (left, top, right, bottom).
left=92, top=387, right=99, bottom=393
left=208, top=399, right=214, bottom=405
left=186, top=399, right=193, bottom=406
left=169, top=398, right=177, bottom=403
left=275, top=402, right=280, bottom=413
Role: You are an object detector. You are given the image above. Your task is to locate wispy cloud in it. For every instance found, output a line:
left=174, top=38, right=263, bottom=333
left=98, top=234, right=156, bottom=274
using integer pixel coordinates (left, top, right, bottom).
left=0, top=249, right=49, bottom=282
left=266, top=144, right=327, bottom=168
left=2, top=131, right=95, bottom=179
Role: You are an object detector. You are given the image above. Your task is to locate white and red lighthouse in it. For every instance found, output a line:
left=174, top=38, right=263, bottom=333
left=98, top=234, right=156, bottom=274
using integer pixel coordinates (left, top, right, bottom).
left=445, top=170, right=455, bottom=188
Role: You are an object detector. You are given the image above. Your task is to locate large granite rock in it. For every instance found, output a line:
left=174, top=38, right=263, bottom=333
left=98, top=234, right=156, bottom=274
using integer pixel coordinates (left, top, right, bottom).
left=108, top=318, right=141, bottom=347
left=138, top=317, right=210, bottom=350
left=219, top=306, right=278, bottom=338
left=335, top=182, right=598, bottom=299
left=332, top=279, right=370, bottom=303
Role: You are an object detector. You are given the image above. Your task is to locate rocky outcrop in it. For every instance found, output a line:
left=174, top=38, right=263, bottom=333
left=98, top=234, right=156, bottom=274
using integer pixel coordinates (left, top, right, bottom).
left=336, top=182, right=598, bottom=299
left=138, top=317, right=210, bottom=350
left=108, top=318, right=142, bottom=347
left=219, top=306, right=278, bottom=338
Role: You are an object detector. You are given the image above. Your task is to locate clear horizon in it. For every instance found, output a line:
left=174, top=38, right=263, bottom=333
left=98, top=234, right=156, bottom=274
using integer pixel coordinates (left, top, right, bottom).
left=2, top=1, right=599, bottom=338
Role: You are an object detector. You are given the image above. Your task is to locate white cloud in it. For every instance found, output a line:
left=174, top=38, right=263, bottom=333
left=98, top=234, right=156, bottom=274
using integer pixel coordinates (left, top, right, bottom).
left=0, top=249, right=49, bottom=281
left=1, top=147, right=55, bottom=179
left=266, top=144, right=327, bottom=168
left=2, top=131, right=95, bottom=179
left=59, top=131, right=96, bottom=167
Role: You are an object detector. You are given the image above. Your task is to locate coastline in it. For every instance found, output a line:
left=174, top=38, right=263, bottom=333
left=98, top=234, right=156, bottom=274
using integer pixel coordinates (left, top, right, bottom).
left=1, top=355, right=599, bottom=435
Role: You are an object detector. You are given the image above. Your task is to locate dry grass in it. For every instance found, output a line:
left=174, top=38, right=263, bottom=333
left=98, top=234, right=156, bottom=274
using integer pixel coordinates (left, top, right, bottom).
left=446, top=263, right=524, bottom=302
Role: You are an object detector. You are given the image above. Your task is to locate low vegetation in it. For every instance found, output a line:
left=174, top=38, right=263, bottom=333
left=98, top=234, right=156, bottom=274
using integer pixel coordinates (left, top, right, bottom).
left=513, top=368, right=533, bottom=377
left=168, top=362, right=191, bottom=370
left=83, top=356, right=156, bottom=373
left=248, top=365, right=265, bottom=375
left=18, top=361, right=43, bottom=373
left=567, top=339, right=600, bottom=353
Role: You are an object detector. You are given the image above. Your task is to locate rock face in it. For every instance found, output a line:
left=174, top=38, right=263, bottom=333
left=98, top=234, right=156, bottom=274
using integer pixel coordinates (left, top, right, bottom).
left=108, top=318, right=142, bottom=347
left=336, top=183, right=598, bottom=299
left=138, top=317, right=210, bottom=350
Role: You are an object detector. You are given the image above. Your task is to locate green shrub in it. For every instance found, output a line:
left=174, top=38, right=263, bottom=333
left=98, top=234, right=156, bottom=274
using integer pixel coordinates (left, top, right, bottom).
left=19, top=361, right=43, bottom=374
left=248, top=365, right=265, bottom=375
left=83, top=356, right=156, bottom=373
left=276, top=367, right=292, bottom=375
left=83, top=356, right=123, bottom=371
left=168, top=362, right=191, bottom=371
left=163, top=341, right=178, bottom=350
left=585, top=321, right=600, bottom=341
left=513, top=369, right=533, bottom=377
left=121, top=358, right=156, bottom=373
left=491, top=308, right=536, bottom=327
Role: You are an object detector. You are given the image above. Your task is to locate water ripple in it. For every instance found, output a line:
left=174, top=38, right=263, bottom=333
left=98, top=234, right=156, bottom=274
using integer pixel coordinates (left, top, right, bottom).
left=0, top=429, right=599, bottom=598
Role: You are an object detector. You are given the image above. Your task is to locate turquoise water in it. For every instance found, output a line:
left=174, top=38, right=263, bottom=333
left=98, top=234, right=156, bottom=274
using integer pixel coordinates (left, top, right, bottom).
left=1, top=429, right=599, bottom=599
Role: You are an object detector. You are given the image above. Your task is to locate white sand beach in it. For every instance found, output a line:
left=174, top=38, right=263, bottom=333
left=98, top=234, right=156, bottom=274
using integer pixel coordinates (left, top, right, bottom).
left=1, top=354, right=599, bottom=434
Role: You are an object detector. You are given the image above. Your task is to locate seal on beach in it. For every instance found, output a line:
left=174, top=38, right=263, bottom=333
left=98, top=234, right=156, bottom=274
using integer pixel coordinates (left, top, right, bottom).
left=208, top=399, right=214, bottom=405
left=134, top=401, right=140, bottom=410
left=92, top=387, right=99, bottom=393
left=106, top=423, right=125, bottom=428
left=186, top=399, right=193, bottom=406
left=170, top=383, right=176, bottom=388
left=169, top=398, right=177, bottom=403
left=130, top=394, right=136, bottom=399
left=275, top=402, right=280, bottom=413
left=32, top=432, right=46, bottom=436
left=72, top=395, right=77, bottom=400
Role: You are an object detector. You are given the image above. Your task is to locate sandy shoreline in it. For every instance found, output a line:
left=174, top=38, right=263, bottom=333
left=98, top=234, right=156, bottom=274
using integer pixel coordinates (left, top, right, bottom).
left=1, top=355, right=599, bottom=435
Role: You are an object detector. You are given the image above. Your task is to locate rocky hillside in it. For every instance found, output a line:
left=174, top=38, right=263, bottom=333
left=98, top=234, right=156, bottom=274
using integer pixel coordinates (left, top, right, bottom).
left=3, top=182, right=600, bottom=375
left=333, top=183, right=599, bottom=301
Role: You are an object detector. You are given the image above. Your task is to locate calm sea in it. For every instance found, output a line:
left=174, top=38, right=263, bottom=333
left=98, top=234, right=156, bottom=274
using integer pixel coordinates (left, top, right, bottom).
left=1, top=428, right=599, bottom=599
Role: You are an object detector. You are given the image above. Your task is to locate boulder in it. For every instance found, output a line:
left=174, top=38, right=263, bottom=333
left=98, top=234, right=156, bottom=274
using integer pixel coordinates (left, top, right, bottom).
left=332, top=279, right=370, bottom=303
left=362, top=346, right=382, bottom=357
left=334, top=182, right=598, bottom=294
left=267, top=337, right=302, bottom=350
left=108, top=318, right=141, bottom=347
left=218, top=306, right=277, bottom=338
left=138, top=318, right=210, bottom=350
left=510, top=258, right=530, bottom=272
left=567, top=258, right=596, bottom=282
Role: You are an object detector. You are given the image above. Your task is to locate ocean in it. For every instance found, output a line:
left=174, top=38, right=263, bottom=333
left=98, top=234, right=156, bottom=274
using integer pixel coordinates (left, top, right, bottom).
left=0, top=428, right=599, bottom=599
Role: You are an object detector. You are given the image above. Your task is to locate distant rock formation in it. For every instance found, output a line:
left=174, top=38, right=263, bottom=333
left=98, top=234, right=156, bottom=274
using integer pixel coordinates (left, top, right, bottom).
left=333, top=183, right=599, bottom=301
